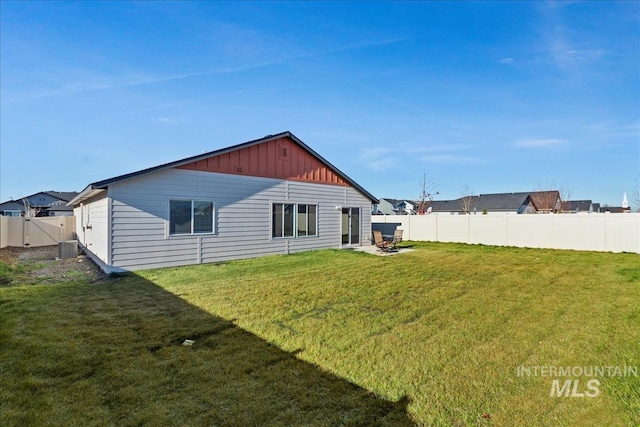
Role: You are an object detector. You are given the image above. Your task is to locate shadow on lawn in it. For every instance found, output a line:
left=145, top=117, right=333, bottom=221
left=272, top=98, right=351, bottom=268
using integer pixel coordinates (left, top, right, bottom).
left=2, top=273, right=413, bottom=426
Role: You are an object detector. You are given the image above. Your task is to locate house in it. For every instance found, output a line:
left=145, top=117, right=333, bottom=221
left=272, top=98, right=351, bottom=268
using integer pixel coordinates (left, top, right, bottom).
left=375, top=199, right=416, bottom=215
left=0, top=191, right=78, bottom=217
left=372, top=198, right=395, bottom=215
left=428, top=191, right=561, bottom=215
left=560, top=200, right=599, bottom=214
left=68, top=132, right=378, bottom=273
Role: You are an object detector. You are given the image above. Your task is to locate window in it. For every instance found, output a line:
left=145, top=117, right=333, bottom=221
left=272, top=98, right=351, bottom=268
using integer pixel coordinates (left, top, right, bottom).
left=272, top=203, right=317, bottom=238
left=297, top=204, right=317, bottom=236
left=169, top=200, right=213, bottom=235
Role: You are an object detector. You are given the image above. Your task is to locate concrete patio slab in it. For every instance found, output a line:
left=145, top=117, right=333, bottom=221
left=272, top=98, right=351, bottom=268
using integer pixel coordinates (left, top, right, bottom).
left=350, top=245, right=415, bottom=256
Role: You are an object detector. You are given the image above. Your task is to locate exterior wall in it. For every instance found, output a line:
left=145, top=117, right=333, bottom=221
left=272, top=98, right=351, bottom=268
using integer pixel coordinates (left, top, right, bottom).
left=373, top=213, right=640, bottom=254
left=100, top=169, right=371, bottom=272
left=75, top=193, right=110, bottom=267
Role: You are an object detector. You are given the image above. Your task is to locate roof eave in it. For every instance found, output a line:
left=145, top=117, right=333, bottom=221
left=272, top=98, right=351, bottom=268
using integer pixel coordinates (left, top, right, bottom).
left=67, top=186, right=107, bottom=206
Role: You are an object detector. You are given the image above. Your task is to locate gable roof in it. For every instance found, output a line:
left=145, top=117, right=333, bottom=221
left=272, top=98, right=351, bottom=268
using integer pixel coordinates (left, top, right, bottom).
left=563, top=200, right=593, bottom=212
left=43, top=191, right=79, bottom=203
left=69, top=131, right=377, bottom=205
left=528, top=190, right=561, bottom=211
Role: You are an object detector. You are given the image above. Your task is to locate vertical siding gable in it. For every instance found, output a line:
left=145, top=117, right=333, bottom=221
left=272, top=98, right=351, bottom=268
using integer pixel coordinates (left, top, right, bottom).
left=177, top=137, right=349, bottom=187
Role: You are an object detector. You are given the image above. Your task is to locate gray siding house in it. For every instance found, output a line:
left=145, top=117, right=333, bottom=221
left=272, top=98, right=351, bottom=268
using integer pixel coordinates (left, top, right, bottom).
left=0, top=191, right=78, bottom=217
left=69, top=132, right=377, bottom=273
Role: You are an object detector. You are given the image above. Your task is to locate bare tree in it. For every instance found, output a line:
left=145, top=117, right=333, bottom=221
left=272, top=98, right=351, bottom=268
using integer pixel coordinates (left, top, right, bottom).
left=533, top=180, right=570, bottom=213
left=22, top=198, right=40, bottom=218
left=417, top=171, right=438, bottom=214
left=559, top=186, right=572, bottom=213
left=459, top=184, right=475, bottom=214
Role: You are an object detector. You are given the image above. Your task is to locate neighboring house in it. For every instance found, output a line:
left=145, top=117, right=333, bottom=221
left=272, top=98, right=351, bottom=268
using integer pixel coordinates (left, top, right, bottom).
left=0, top=191, right=78, bottom=217
left=428, top=191, right=561, bottom=215
left=600, top=206, right=631, bottom=213
left=376, top=198, right=416, bottom=215
left=68, top=132, right=377, bottom=273
left=373, top=198, right=395, bottom=215
left=561, top=200, right=599, bottom=214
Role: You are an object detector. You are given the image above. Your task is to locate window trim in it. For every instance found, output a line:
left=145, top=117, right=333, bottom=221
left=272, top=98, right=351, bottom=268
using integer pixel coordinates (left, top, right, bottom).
left=271, top=202, right=318, bottom=239
left=168, top=199, right=215, bottom=237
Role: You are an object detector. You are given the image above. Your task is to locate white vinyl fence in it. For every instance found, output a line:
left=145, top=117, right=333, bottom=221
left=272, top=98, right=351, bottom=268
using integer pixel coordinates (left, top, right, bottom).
left=0, top=216, right=76, bottom=249
left=372, top=213, right=640, bottom=254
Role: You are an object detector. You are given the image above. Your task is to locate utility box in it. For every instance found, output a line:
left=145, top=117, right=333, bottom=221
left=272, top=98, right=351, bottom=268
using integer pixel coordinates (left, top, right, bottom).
left=58, top=240, right=79, bottom=259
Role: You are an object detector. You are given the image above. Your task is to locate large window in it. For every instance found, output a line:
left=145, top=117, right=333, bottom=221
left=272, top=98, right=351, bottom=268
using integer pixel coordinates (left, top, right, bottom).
left=170, top=200, right=214, bottom=235
left=272, top=203, right=317, bottom=238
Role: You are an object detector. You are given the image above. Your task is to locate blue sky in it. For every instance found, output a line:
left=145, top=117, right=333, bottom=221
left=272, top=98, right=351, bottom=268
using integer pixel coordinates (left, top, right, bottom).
left=1, top=1, right=638, bottom=207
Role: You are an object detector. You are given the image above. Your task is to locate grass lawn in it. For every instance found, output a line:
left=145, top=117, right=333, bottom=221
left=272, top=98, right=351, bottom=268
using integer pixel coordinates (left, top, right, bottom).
left=1, top=243, right=639, bottom=426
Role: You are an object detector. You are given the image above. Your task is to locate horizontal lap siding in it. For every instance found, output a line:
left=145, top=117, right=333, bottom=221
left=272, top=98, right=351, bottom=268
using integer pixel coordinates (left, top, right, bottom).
left=108, top=169, right=372, bottom=271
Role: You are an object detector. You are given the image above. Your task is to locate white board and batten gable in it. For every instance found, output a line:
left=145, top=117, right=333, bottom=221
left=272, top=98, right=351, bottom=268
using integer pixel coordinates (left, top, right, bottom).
left=69, top=132, right=378, bottom=273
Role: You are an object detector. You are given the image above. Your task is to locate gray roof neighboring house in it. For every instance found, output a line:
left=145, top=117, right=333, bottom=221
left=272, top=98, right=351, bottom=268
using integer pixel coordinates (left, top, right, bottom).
left=376, top=198, right=416, bottom=214
left=0, top=190, right=79, bottom=215
left=430, top=192, right=536, bottom=214
left=600, top=206, right=631, bottom=213
left=388, top=190, right=564, bottom=214
left=562, top=200, right=594, bottom=213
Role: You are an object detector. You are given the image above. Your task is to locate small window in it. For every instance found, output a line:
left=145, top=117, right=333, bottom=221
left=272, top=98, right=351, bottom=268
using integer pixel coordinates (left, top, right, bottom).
left=170, top=200, right=214, bottom=235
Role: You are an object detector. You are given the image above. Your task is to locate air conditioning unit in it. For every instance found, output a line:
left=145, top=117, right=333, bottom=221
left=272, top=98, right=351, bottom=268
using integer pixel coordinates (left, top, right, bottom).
left=58, top=240, right=78, bottom=259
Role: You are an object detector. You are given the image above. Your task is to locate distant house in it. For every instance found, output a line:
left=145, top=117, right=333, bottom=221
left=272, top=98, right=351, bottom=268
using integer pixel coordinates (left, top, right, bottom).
left=560, top=200, right=599, bottom=214
left=600, top=206, right=631, bottom=213
left=375, top=199, right=416, bottom=215
left=373, top=198, right=396, bottom=215
left=426, top=191, right=562, bottom=215
left=0, top=191, right=78, bottom=217
left=68, top=132, right=377, bottom=273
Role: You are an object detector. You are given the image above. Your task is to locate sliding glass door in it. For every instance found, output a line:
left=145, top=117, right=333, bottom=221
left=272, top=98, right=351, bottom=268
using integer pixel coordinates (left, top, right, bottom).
left=341, top=207, right=360, bottom=245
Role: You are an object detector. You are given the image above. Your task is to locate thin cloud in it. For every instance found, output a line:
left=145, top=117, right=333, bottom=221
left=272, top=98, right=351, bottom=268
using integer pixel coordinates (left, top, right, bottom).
left=369, top=158, right=398, bottom=171
left=408, top=144, right=470, bottom=153
left=500, top=57, right=514, bottom=64
left=156, top=117, right=179, bottom=125
left=10, top=36, right=407, bottom=102
left=359, top=147, right=392, bottom=161
left=552, top=48, right=608, bottom=64
left=515, top=138, right=566, bottom=148
left=420, top=154, right=483, bottom=164
left=10, top=60, right=284, bottom=102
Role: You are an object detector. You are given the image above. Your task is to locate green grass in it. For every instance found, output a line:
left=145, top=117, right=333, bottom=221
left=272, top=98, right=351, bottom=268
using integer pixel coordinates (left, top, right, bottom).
left=1, top=243, right=639, bottom=426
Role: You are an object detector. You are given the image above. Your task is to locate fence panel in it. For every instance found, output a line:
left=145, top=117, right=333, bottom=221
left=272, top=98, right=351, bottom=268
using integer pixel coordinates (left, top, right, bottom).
left=372, top=213, right=639, bottom=254
left=0, top=216, right=76, bottom=248
left=0, top=217, right=7, bottom=248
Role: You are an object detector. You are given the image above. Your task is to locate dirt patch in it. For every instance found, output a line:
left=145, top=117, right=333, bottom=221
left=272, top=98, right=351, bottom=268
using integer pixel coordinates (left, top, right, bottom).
left=0, top=246, right=110, bottom=285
